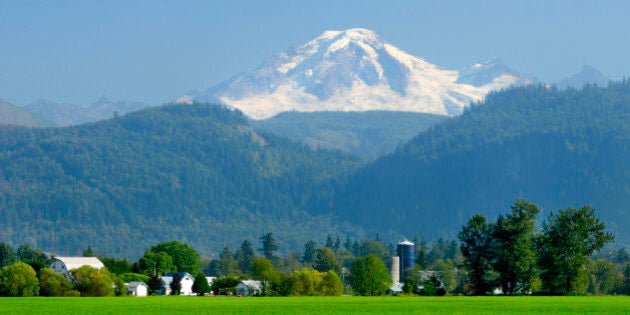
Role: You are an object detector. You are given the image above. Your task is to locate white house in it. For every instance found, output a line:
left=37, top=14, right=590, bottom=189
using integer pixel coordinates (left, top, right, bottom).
left=125, top=282, right=149, bottom=297
left=50, top=256, right=105, bottom=281
left=161, top=272, right=195, bottom=295
left=388, top=282, right=404, bottom=295
left=236, top=280, right=262, bottom=296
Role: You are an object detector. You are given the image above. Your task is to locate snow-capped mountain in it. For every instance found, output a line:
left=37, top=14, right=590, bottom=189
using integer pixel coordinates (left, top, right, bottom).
left=556, top=65, right=610, bottom=89
left=180, top=28, right=531, bottom=119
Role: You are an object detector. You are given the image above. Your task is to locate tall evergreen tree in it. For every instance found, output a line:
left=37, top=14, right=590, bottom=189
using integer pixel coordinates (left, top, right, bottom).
left=343, top=236, right=353, bottom=251
left=82, top=246, right=95, bottom=257
left=170, top=272, right=182, bottom=295
left=325, top=235, right=334, bottom=249
left=236, top=240, right=255, bottom=275
left=0, top=242, right=16, bottom=268
left=192, top=273, right=212, bottom=296
left=302, top=240, right=317, bottom=264
left=218, top=244, right=239, bottom=276
left=458, top=214, right=496, bottom=295
left=416, top=238, right=428, bottom=269
left=492, top=200, right=540, bottom=295
left=259, top=233, right=279, bottom=260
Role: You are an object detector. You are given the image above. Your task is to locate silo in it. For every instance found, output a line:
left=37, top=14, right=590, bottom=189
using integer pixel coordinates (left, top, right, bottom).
left=390, top=256, right=400, bottom=283
left=397, top=239, right=415, bottom=280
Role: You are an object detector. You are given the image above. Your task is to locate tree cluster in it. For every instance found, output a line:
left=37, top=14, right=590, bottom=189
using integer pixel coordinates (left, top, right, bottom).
left=458, top=200, right=615, bottom=295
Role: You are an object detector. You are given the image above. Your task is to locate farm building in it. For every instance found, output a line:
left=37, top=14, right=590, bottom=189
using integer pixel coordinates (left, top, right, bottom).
left=161, top=272, right=195, bottom=295
left=50, top=256, right=105, bottom=281
left=236, top=280, right=262, bottom=296
left=125, top=282, right=149, bottom=297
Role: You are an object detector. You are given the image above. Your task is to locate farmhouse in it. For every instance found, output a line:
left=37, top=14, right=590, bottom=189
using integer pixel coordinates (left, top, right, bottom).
left=50, top=256, right=105, bottom=281
left=161, top=272, right=195, bottom=295
left=125, top=282, right=149, bottom=297
left=236, top=280, right=262, bottom=296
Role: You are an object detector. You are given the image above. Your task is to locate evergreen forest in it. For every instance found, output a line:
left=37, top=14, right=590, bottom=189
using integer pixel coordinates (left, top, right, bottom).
left=0, top=82, right=628, bottom=260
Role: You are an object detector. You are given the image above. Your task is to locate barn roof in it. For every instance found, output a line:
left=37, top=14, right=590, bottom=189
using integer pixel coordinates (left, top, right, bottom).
left=53, top=257, right=105, bottom=270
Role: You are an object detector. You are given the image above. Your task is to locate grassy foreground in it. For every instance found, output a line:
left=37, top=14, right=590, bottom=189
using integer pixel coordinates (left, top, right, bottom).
left=1, top=296, right=629, bottom=314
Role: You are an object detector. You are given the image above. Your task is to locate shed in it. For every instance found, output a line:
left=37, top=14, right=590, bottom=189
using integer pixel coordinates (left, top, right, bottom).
left=125, top=282, right=149, bottom=297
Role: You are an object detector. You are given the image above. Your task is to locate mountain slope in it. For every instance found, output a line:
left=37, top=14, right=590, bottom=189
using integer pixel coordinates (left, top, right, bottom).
left=182, top=28, right=529, bottom=119
left=0, top=103, right=363, bottom=258
left=333, top=81, right=629, bottom=244
left=251, top=111, right=447, bottom=161
left=0, top=99, right=47, bottom=126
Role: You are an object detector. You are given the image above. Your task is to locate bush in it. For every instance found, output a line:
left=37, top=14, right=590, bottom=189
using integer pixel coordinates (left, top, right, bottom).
left=37, top=267, right=79, bottom=297
left=0, top=262, right=40, bottom=297
left=71, top=265, right=114, bottom=297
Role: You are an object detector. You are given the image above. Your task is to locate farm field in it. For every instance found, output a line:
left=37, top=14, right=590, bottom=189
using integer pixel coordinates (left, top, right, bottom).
left=1, top=296, right=629, bottom=314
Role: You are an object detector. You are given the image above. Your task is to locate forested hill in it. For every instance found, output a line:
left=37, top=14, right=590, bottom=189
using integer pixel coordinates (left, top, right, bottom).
left=334, top=82, right=629, bottom=244
left=0, top=103, right=363, bottom=259
left=251, top=111, right=447, bottom=161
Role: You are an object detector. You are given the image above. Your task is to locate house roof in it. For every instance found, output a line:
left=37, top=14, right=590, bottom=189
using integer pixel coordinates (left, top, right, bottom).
left=53, top=257, right=105, bottom=270
left=164, top=272, right=194, bottom=281
left=125, top=282, right=148, bottom=289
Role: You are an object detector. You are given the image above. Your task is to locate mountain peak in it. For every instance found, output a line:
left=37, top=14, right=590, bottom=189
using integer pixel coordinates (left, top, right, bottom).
left=556, top=64, right=609, bottom=89
left=93, top=95, right=113, bottom=106
left=182, top=29, right=529, bottom=119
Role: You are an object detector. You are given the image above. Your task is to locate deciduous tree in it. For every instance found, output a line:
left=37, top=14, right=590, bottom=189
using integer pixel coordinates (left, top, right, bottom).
left=71, top=265, right=115, bottom=297
left=135, top=250, right=175, bottom=276
left=313, top=247, right=341, bottom=275
left=151, top=241, right=201, bottom=275
left=0, top=262, right=39, bottom=297
left=537, top=205, right=614, bottom=295
left=349, top=254, right=391, bottom=296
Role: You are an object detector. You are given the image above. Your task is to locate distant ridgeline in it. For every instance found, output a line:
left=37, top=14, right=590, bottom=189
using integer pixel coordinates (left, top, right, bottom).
left=251, top=111, right=447, bottom=161
left=334, top=81, right=629, bottom=244
left=0, top=103, right=363, bottom=258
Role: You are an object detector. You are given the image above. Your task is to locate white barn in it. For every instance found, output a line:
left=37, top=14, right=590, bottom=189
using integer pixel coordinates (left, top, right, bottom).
left=50, top=256, right=105, bottom=281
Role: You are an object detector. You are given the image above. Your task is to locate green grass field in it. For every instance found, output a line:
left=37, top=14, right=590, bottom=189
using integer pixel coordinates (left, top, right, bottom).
left=1, top=296, right=629, bottom=314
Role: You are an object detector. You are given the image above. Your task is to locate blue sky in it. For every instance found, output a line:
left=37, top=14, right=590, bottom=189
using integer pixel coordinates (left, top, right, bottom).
left=1, top=0, right=629, bottom=106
